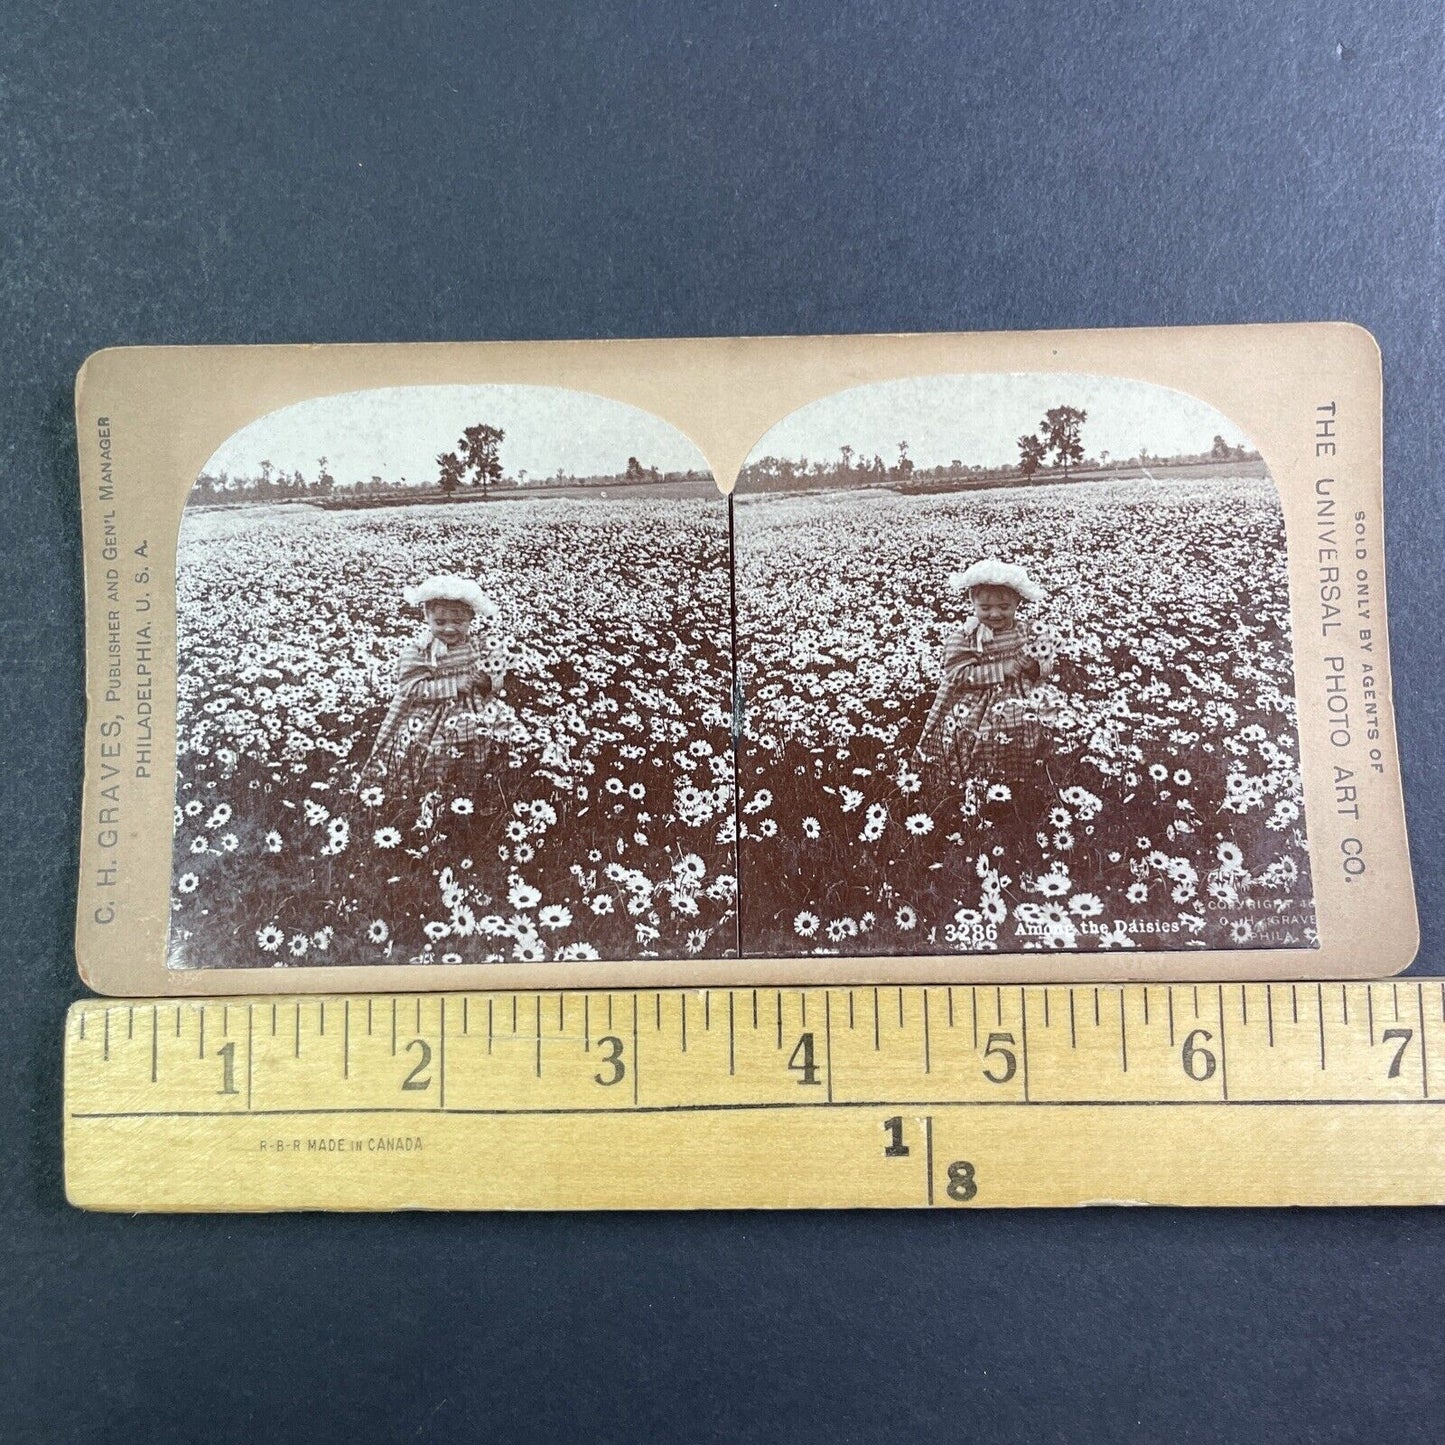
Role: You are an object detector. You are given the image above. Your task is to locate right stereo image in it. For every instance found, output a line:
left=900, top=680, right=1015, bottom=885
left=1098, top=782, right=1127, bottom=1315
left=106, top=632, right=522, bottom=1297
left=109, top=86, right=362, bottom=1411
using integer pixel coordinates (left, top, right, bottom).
left=730, top=371, right=1316, bottom=958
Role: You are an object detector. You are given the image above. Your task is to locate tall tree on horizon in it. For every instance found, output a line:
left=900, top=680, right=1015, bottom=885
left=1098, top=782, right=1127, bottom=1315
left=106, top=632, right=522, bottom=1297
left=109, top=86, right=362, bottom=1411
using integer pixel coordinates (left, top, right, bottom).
left=457, top=423, right=506, bottom=498
left=436, top=449, right=464, bottom=499
left=1017, top=432, right=1048, bottom=482
left=1040, top=406, right=1087, bottom=481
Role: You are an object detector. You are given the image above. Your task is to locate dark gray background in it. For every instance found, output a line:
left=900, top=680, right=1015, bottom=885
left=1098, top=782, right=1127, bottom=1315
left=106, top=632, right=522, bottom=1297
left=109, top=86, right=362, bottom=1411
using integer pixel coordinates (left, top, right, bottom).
left=3, top=2, right=1442, bottom=1440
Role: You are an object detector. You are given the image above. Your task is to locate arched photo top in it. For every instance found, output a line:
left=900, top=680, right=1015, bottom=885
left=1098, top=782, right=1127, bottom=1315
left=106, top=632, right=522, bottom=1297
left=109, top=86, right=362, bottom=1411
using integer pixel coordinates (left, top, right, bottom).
left=188, top=383, right=719, bottom=508
left=168, top=383, right=735, bottom=971
left=733, top=372, right=1268, bottom=496
left=728, top=369, right=1310, bottom=961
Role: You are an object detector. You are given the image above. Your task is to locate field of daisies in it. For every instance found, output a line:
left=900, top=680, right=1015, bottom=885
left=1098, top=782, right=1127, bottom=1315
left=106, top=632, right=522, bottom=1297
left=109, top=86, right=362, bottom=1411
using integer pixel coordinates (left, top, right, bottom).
left=171, top=475, right=1316, bottom=967
left=731, top=476, right=1317, bottom=956
left=169, top=497, right=738, bottom=967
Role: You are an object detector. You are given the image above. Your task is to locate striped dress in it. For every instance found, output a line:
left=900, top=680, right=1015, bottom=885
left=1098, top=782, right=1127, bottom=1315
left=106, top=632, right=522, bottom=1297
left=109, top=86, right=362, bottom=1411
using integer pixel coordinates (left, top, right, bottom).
left=364, top=633, right=499, bottom=799
left=914, top=616, right=1059, bottom=790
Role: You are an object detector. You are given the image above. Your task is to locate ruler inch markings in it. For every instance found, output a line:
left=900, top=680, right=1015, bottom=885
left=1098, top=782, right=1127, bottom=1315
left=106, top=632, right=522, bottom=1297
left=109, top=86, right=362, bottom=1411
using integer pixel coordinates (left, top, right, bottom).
left=922, top=989, right=931, bottom=1074
left=824, top=991, right=834, bottom=1103
left=1120, top=990, right=1129, bottom=1073
left=1020, top=987, right=1030, bottom=1103
left=1217, top=984, right=1229, bottom=1102
left=65, top=983, right=1445, bottom=1211
left=1419, top=982, right=1429, bottom=1100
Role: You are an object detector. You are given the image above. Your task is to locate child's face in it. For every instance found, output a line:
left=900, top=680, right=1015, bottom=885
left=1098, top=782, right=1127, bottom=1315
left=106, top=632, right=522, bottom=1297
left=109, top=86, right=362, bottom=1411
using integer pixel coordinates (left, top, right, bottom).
left=971, top=584, right=1020, bottom=631
left=425, top=600, right=474, bottom=646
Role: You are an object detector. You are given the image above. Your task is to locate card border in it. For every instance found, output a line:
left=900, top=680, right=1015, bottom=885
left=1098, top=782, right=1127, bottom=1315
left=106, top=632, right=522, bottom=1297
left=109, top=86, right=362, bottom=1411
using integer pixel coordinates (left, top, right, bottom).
left=74, top=323, right=1418, bottom=995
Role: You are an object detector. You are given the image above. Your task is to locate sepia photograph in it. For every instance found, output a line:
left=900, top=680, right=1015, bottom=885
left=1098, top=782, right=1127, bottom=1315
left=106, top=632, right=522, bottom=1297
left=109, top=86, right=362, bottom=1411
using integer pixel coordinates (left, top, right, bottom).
left=167, top=385, right=737, bottom=967
left=731, top=372, right=1318, bottom=956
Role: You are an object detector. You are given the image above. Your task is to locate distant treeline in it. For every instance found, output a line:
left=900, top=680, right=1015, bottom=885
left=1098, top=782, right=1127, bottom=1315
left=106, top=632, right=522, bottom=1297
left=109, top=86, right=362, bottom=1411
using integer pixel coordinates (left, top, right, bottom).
left=191, top=461, right=713, bottom=505
left=738, top=437, right=1263, bottom=494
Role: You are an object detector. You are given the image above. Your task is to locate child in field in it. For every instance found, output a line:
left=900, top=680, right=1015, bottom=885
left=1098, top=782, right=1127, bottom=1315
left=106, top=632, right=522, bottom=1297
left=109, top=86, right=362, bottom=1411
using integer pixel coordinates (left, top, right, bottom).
left=914, top=559, right=1061, bottom=820
left=363, top=575, right=510, bottom=807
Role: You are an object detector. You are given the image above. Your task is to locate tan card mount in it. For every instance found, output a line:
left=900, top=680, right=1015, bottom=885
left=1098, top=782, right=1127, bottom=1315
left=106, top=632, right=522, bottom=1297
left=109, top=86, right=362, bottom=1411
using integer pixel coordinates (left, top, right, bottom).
left=74, top=325, right=1416, bottom=996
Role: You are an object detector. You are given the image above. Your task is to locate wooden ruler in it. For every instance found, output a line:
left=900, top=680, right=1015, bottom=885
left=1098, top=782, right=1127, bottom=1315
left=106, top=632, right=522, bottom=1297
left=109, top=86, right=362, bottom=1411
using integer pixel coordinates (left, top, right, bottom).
left=65, top=982, right=1445, bottom=1211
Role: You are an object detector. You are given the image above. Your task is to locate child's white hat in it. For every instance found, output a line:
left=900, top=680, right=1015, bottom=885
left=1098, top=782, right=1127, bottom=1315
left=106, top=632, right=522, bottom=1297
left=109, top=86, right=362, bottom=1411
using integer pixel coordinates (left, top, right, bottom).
left=947, top=558, right=1045, bottom=603
left=403, top=574, right=498, bottom=621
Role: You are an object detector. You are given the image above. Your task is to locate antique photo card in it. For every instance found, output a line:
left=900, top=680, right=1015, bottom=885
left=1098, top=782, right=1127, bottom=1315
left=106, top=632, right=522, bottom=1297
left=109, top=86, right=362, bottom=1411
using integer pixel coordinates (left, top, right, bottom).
left=75, top=325, right=1416, bottom=994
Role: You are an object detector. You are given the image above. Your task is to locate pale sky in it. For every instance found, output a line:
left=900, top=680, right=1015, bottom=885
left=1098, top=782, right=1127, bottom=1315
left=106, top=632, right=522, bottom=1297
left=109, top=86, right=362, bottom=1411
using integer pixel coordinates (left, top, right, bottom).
left=202, top=385, right=711, bottom=485
left=746, top=372, right=1256, bottom=468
